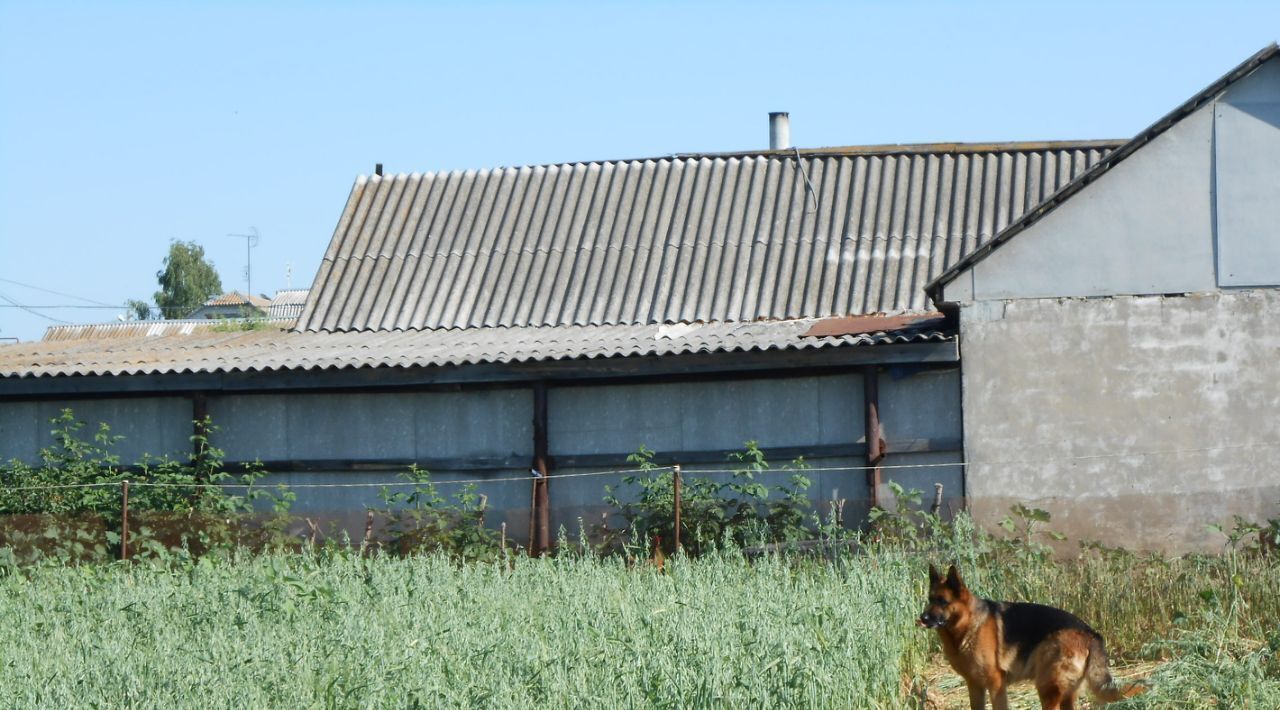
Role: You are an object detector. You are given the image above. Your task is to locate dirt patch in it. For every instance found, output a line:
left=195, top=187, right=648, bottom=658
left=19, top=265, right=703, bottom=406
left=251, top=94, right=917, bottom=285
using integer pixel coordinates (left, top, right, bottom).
left=910, top=656, right=1159, bottom=709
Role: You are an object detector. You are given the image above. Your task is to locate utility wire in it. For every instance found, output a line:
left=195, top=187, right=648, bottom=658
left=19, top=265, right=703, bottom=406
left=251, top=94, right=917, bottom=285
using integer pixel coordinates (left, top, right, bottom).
left=0, top=304, right=135, bottom=310
left=0, top=277, right=117, bottom=307
left=0, top=290, right=71, bottom=323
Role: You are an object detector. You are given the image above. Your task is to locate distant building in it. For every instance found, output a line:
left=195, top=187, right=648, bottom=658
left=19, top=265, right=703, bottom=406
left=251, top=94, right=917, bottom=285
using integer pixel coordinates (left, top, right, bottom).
left=186, top=291, right=271, bottom=320
left=265, top=289, right=310, bottom=320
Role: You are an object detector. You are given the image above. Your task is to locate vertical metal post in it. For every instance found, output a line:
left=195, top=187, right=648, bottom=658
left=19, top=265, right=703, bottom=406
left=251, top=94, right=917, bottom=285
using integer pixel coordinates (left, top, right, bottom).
left=672, top=464, right=682, bottom=553
left=863, top=366, right=886, bottom=509
left=120, top=479, right=130, bottom=561
left=531, top=381, right=551, bottom=555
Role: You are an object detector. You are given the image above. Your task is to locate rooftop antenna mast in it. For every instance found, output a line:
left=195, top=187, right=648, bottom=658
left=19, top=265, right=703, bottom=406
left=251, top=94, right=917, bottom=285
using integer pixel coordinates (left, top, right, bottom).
left=227, top=227, right=260, bottom=296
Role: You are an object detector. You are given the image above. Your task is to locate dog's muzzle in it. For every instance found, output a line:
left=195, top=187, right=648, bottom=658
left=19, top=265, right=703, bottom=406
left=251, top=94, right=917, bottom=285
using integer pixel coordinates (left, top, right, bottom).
left=917, top=613, right=944, bottom=629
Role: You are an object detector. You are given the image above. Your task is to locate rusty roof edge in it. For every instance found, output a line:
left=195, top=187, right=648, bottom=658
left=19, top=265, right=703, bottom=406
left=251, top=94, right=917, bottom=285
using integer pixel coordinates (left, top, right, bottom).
left=925, top=42, right=1280, bottom=306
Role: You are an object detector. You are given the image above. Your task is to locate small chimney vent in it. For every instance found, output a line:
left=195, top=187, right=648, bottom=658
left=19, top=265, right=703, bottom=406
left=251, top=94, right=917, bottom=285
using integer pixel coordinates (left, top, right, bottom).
left=769, top=112, right=791, bottom=150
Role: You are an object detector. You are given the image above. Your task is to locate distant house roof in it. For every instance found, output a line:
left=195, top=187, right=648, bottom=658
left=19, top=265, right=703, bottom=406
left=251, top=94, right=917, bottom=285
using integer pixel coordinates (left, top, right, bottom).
left=297, top=140, right=1118, bottom=333
left=926, top=43, right=1279, bottom=302
left=0, top=316, right=952, bottom=379
left=204, top=291, right=271, bottom=309
left=41, top=318, right=294, bottom=342
left=266, top=288, right=310, bottom=320
left=183, top=291, right=272, bottom=320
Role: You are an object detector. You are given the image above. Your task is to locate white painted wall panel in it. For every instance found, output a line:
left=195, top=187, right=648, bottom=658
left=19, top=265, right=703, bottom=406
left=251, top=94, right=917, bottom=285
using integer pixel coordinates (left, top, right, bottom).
left=1214, top=101, right=1280, bottom=286
left=969, top=107, right=1218, bottom=300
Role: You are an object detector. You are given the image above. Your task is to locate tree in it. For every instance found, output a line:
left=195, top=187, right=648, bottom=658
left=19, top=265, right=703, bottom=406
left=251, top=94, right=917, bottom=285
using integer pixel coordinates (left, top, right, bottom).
left=124, top=299, right=154, bottom=321
left=152, top=240, right=222, bottom=319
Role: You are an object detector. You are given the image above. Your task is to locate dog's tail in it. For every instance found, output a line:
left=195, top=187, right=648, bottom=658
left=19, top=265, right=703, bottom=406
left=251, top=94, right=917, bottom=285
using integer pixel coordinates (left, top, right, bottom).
left=1085, top=636, right=1147, bottom=703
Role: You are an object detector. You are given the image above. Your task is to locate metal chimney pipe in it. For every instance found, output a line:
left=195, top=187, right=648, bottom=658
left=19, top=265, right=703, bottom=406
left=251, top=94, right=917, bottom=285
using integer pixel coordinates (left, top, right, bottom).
left=769, top=112, right=791, bottom=150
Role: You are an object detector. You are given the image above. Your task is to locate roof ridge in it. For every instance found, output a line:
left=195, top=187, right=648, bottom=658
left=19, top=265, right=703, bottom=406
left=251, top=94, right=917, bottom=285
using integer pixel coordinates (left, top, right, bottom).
left=358, top=139, right=1126, bottom=180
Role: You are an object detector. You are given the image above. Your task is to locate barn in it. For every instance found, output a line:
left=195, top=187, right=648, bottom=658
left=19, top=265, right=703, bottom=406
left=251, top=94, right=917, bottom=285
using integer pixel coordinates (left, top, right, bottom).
left=1, top=46, right=1277, bottom=552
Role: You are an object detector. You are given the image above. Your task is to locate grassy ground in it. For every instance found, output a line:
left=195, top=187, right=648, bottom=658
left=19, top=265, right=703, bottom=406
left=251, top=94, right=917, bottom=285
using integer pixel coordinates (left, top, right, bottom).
left=0, top=529, right=1276, bottom=707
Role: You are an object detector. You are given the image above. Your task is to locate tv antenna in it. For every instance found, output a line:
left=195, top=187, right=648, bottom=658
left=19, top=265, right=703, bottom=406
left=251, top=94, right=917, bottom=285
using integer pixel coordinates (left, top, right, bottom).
left=227, top=227, right=260, bottom=296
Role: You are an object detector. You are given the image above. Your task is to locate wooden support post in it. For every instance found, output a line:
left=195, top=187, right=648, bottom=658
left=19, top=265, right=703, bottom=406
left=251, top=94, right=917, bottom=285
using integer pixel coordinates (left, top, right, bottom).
left=120, top=479, right=130, bottom=561
left=672, top=464, right=682, bottom=554
left=531, top=381, right=551, bottom=555
left=863, top=366, right=886, bottom=509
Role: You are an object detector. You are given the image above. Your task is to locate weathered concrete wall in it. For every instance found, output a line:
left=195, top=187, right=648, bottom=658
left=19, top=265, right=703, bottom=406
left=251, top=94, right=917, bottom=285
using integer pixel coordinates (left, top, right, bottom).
left=549, top=374, right=865, bottom=454
left=960, top=291, right=1280, bottom=552
left=208, top=389, right=533, bottom=463
left=548, top=370, right=964, bottom=532
left=0, top=397, right=191, bottom=465
left=0, top=368, right=963, bottom=541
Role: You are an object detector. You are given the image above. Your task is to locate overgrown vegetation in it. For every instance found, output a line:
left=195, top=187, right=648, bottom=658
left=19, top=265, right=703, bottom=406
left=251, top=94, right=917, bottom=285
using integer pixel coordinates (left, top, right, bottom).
left=1, top=412, right=1278, bottom=706
left=0, top=410, right=290, bottom=563
left=377, top=465, right=500, bottom=561
left=602, top=442, right=813, bottom=556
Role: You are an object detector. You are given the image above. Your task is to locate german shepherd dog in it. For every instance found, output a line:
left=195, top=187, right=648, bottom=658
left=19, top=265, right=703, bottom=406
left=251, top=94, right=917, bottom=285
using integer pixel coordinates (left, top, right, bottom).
left=918, top=564, right=1145, bottom=709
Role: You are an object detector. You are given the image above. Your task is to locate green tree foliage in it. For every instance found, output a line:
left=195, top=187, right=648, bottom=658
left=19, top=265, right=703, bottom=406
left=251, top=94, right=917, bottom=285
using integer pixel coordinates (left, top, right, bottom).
left=124, top=298, right=154, bottom=320
left=152, top=240, right=222, bottom=319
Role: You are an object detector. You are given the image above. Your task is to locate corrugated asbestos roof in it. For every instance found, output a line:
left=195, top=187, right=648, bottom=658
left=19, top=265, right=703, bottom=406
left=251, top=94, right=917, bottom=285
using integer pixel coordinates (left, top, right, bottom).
left=266, top=289, right=310, bottom=320
left=42, top=318, right=294, bottom=342
left=205, top=291, right=271, bottom=308
left=297, top=140, right=1119, bottom=332
left=0, top=318, right=951, bottom=379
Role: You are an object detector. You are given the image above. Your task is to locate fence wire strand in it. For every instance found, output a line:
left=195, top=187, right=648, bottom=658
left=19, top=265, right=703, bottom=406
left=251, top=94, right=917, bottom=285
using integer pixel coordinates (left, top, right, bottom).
left=5, top=438, right=1280, bottom=494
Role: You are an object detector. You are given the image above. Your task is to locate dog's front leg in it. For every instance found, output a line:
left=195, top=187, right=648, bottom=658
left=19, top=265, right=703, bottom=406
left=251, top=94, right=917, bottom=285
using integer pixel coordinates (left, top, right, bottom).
left=989, top=683, right=1010, bottom=710
left=966, top=682, right=986, bottom=710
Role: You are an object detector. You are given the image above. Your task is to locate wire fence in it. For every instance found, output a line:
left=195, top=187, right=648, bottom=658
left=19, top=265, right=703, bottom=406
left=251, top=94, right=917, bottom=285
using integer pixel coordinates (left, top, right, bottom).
left=3, top=438, right=1275, bottom=563
left=0, top=457, right=962, bottom=562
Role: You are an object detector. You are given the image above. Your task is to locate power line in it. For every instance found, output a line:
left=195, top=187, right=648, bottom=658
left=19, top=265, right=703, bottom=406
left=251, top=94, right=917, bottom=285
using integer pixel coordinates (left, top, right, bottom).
left=0, top=290, right=71, bottom=323
left=0, top=277, right=117, bottom=307
left=0, top=304, right=133, bottom=310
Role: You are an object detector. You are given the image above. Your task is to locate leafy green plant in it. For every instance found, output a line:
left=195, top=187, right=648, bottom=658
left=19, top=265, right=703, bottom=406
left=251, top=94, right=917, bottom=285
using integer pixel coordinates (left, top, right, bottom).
left=993, top=503, right=1066, bottom=564
left=377, top=465, right=499, bottom=562
left=0, top=409, right=291, bottom=563
left=604, top=441, right=813, bottom=556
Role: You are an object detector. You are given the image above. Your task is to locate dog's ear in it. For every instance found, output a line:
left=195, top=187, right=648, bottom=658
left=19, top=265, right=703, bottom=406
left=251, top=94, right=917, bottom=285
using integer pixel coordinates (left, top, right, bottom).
left=945, top=564, right=965, bottom=591
left=928, top=563, right=942, bottom=585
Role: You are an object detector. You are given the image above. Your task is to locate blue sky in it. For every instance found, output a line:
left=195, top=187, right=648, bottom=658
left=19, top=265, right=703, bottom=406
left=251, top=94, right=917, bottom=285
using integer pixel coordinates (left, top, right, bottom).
left=2, top=0, right=1278, bottom=341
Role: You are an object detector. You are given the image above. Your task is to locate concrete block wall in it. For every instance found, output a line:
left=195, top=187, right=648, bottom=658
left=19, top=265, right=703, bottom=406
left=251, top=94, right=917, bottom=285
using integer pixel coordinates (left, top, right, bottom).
left=960, top=291, right=1280, bottom=552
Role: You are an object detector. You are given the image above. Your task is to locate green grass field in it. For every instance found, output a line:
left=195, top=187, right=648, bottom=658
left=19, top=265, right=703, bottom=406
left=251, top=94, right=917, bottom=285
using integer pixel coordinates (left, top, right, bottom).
left=1, top=534, right=1277, bottom=709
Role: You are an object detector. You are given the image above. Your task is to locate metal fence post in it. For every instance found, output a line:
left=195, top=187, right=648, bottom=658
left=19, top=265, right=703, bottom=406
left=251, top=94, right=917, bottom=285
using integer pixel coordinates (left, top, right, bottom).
left=120, top=479, right=130, bottom=561
left=672, top=464, right=682, bottom=553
